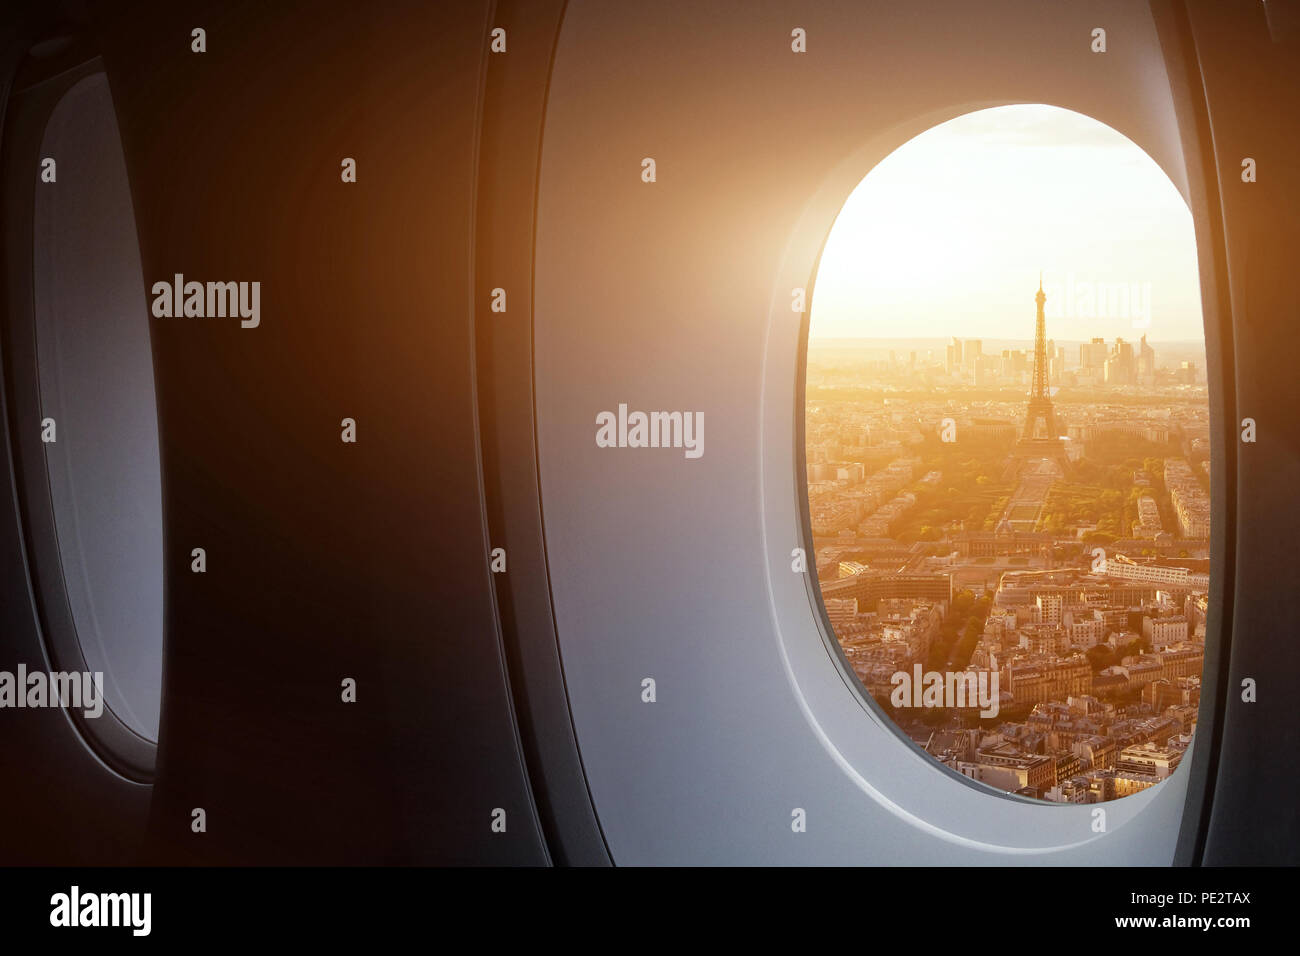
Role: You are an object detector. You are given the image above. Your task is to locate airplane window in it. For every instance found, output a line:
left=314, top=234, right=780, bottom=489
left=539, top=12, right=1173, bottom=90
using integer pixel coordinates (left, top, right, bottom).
left=804, top=105, right=1209, bottom=804
left=31, top=71, right=164, bottom=743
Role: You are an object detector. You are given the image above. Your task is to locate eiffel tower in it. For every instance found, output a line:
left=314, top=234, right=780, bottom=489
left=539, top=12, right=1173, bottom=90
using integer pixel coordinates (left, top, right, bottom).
left=1024, top=274, right=1058, bottom=441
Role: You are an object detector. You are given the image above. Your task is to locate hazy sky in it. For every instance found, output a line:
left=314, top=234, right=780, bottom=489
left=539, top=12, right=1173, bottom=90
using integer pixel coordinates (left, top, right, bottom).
left=809, top=104, right=1204, bottom=343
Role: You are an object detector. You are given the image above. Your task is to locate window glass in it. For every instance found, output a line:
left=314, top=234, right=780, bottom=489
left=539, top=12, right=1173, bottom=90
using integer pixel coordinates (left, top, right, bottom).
left=806, top=105, right=1209, bottom=803
left=33, top=72, right=163, bottom=742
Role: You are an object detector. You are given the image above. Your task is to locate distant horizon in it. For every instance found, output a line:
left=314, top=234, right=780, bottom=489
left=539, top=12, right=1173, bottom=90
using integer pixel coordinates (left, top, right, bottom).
left=807, top=334, right=1206, bottom=344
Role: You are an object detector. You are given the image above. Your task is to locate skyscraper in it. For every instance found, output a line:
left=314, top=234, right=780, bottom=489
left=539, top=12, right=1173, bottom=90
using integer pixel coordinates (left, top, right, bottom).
left=1138, top=334, right=1156, bottom=385
left=1080, top=337, right=1108, bottom=368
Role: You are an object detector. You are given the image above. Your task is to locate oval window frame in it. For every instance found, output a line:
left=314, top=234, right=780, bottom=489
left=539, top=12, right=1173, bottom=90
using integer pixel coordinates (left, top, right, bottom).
left=759, top=99, right=1227, bottom=856
left=1, top=45, right=160, bottom=781
left=800, top=105, right=1211, bottom=807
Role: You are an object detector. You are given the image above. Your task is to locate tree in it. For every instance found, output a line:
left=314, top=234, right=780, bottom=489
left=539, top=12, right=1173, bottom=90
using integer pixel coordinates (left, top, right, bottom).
left=1086, top=645, right=1113, bottom=671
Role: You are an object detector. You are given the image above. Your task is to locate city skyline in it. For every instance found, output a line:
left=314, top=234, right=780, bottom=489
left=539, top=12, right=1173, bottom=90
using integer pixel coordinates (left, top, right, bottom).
left=806, top=339, right=1211, bottom=801
left=808, top=332, right=1205, bottom=347
left=806, top=231, right=1209, bottom=802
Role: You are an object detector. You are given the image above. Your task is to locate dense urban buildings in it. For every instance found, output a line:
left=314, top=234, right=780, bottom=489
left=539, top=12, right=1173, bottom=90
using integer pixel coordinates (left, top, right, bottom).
left=806, top=283, right=1210, bottom=803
